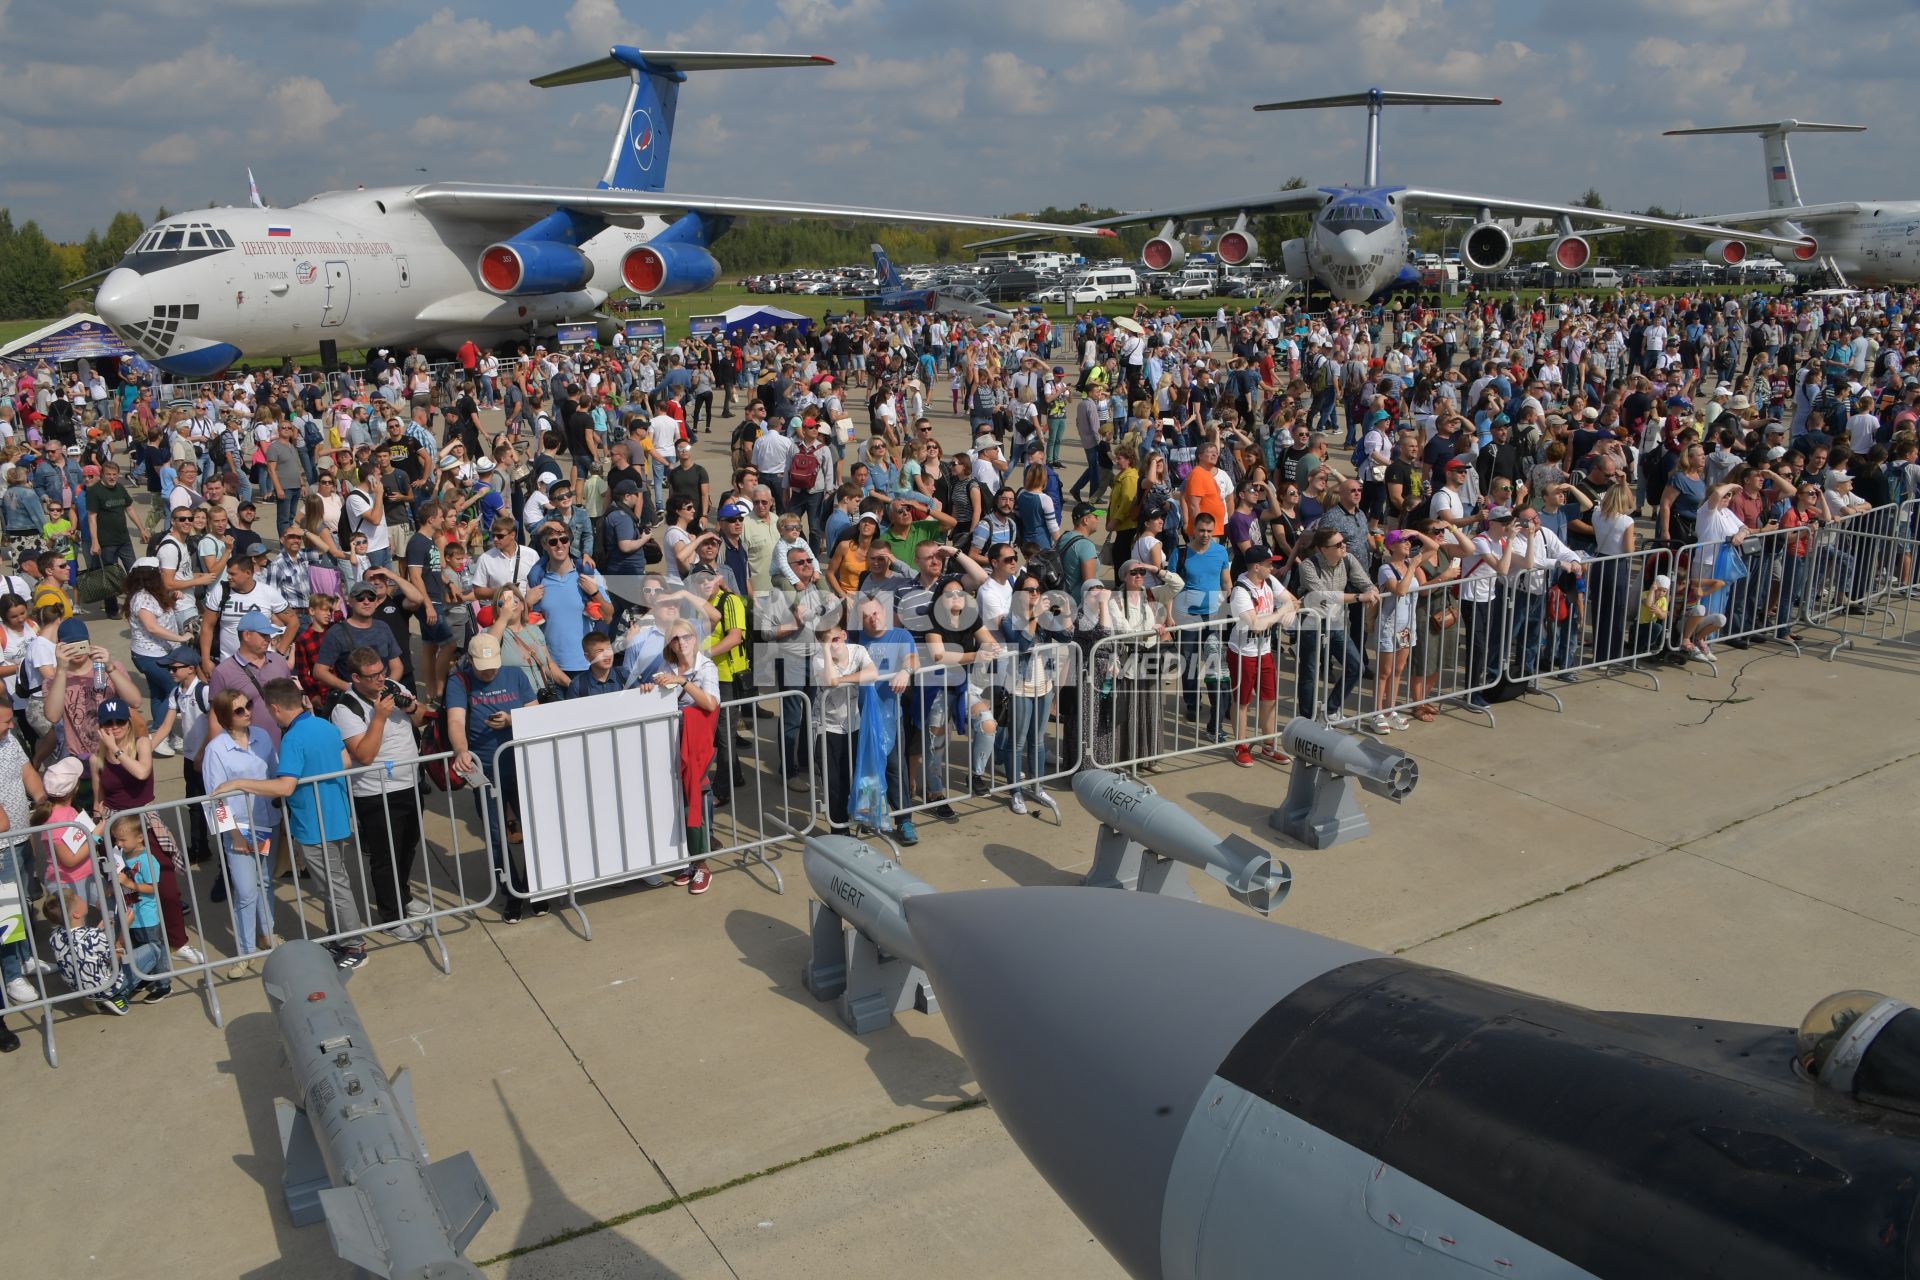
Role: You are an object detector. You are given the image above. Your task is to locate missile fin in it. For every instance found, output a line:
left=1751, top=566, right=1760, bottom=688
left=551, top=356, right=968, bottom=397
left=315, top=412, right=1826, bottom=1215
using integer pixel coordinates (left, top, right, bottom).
left=426, top=1152, right=499, bottom=1252
left=276, top=1100, right=331, bottom=1227
left=318, top=1184, right=393, bottom=1277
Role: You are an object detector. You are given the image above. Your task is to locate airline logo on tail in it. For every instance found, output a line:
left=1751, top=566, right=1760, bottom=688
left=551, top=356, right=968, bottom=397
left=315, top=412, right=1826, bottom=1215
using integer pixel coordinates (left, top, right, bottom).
left=1771, top=165, right=1789, bottom=180
left=631, top=108, right=656, bottom=172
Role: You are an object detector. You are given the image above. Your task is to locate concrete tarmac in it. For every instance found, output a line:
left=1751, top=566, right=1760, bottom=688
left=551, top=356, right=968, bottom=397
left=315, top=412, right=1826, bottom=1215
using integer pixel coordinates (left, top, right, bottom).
left=5, top=379, right=1918, bottom=1277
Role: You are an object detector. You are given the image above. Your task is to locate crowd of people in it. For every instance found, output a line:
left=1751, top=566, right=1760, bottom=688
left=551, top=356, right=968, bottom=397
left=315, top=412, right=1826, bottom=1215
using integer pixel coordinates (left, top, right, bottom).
left=1, top=281, right=1918, bottom=1050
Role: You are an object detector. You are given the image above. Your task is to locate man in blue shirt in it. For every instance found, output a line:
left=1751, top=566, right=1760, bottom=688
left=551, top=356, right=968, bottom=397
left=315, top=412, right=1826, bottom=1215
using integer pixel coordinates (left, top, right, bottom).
left=211, top=677, right=366, bottom=968
left=1171, top=513, right=1234, bottom=735
left=446, top=630, right=540, bottom=922
left=525, top=516, right=608, bottom=680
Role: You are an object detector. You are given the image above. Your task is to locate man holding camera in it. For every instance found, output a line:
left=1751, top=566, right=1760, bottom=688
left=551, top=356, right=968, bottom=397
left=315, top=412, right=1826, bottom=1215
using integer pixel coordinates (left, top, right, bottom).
left=331, top=646, right=429, bottom=939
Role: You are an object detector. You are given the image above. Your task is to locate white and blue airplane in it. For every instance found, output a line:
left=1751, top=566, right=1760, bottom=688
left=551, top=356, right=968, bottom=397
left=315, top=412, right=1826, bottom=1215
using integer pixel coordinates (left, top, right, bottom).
left=1661, top=121, right=1920, bottom=287
left=91, top=47, right=1109, bottom=378
left=975, top=90, right=1808, bottom=303
left=858, top=243, right=1012, bottom=323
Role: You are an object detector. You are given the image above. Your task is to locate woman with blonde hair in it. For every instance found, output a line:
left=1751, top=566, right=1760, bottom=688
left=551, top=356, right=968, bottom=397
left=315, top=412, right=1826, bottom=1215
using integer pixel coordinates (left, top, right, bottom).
left=639, top=620, right=720, bottom=895
left=199, top=688, right=280, bottom=976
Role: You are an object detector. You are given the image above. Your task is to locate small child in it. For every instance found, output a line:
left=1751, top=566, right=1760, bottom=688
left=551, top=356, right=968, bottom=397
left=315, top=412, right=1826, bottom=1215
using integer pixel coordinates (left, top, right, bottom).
left=36, top=757, right=98, bottom=916
left=566, top=631, right=621, bottom=699
left=157, top=459, right=179, bottom=502
left=111, top=815, right=171, bottom=1002
left=440, top=539, right=477, bottom=646
left=40, top=505, right=76, bottom=561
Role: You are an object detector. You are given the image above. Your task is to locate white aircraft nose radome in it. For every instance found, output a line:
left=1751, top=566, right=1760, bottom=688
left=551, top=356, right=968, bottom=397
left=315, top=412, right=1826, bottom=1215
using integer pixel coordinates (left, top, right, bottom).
left=1330, top=228, right=1372, bottom=265
left=95, top=268, right=149, bottom=330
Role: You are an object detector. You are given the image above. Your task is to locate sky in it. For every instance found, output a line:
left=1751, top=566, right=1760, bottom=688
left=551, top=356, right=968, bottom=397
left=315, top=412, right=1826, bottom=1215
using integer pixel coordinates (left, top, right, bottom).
left=3, top=0, right=1918, bottom=242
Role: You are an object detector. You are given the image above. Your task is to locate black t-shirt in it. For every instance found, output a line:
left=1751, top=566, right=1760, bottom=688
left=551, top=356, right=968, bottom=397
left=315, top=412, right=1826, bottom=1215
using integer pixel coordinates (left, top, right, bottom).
left=373, top=598, right=417, bottom=685
left=566, top=409, right=594, bottom=457
left=1621, top=391, right=1653, bottom=433
left=607, top=463, right=644, bottom=496
left=1384, top=459, right=1420, bottom=508
left=1280, top=444, right=1313, bottom=483
left=666, top=463, right=708, bottom=510
left=405, top=531, right=446, bottom=604
left=316, top=617, right=404, bottom=683
left=1420, top=433, right=1458, bottom=472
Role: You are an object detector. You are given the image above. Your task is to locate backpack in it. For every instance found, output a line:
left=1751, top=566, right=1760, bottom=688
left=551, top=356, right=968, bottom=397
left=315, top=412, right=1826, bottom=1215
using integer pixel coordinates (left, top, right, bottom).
left=419, top=670, right=468, bottom=793
left=1055, top=531, right=1094, bottom=598
left=787, top=445, right=820, bottom=493
left=208, top=429, right=229, bottom=470
left=339, top=488, right=369, bottom=551
left=1024, top=547, right=1066, bottom=594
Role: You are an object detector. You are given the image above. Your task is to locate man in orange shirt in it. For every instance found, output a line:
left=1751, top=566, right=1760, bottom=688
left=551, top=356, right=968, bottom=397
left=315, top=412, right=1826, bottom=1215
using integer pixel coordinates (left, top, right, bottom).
left=1181, top=440, right=1227, bottom=539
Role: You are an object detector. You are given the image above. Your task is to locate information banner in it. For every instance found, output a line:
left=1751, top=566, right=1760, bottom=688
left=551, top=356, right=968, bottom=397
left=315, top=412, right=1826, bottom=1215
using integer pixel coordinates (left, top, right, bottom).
left=555, top=321, right=597, bottom=348
left=688, top=314, right=727, bottom=339
left=624, top=318, right=667, bottom=341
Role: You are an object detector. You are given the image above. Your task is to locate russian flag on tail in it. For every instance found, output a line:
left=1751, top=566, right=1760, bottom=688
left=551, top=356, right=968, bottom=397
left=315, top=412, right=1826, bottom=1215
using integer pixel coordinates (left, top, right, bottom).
left=1770, top=165, right=1788, bottom=180
left=267, top=225, right=292, bottom=237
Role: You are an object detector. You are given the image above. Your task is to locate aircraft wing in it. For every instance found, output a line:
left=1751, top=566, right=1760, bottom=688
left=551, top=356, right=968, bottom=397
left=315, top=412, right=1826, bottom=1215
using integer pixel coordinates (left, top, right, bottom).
left=410, top=182, right=1115, bottom=239
left=1665, top=202, right=1863, bottom=226
left=1396, top=187, right=1814, bottom=251
left=964, top=187, right=1327, bottom=249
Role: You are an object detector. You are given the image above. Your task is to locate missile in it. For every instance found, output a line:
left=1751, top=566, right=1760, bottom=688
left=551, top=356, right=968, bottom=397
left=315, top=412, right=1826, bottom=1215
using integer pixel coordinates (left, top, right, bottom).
left=263, top=942, right=496, bottom=1280
left=901, top=887, right=1920, bottom=1280
left=800, top=834, right=938, bottom=1033
left=1072, top=769, right=1290, bottom=915
left=1273, top=716, right=1417, bottom=848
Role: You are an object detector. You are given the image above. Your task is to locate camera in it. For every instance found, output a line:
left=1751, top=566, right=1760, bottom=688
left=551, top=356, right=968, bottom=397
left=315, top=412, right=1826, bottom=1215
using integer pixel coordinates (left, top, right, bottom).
left=382, top=679, right=416, bottom=710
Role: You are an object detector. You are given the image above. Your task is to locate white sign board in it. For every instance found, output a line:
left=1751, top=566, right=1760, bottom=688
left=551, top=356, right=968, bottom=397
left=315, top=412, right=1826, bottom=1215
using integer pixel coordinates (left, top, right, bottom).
left=510, top=687, right=686, bottom=899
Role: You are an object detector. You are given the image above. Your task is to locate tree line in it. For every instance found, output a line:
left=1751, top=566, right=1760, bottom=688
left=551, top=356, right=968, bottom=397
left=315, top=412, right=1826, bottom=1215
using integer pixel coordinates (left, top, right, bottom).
left=0, top=207, right=152, bottom=321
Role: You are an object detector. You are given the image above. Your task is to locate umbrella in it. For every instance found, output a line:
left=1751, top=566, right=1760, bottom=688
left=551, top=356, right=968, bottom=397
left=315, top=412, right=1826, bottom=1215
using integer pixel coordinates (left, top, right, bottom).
left=1112, top=316, right=1144, bottom=336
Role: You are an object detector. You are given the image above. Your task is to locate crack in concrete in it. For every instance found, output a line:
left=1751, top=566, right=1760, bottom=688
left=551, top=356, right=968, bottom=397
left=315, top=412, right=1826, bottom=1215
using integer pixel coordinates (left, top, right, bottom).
left=1678, top=648, right=1775, bottom=727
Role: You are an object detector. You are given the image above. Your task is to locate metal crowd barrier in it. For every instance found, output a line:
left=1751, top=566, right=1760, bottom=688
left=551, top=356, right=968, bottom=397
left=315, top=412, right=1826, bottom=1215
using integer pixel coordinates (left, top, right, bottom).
left=1800, top=520, right=1920, bottom=661
left=1082, top=618, right=1279, bottom=774
left=101, top=748, right=496, bottom=1026
left=1318, top=574, right=1500, bottom=730
left=1, top=815, right=130, bottom=1068
left=817, top=639, right=1083, bottom=831
left=492, top=686, right=809, bottom=935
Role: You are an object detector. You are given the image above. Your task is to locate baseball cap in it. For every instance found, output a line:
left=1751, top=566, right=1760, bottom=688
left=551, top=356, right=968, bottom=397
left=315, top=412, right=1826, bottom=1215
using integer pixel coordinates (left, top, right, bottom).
left=346, top=579, right=381, bottom=600
left=1444, top=457, right=1470, bottom=471
left=1765, top=445, right=1787, bottom=461
left=613, top=479, right=641, bottom=498
left=161, top=644, right=201, bottom=668
left=1071, top=500, right=1097, bottom=523
left=1485, top=504, right=1514, bottom=522
left=97, top=697, right=130, bottom=724
left=467, top=633, right=503, bottom=673
left=1653, top=574, right=1672, bottom=590
left=718, top=502, right=749, bottom=520
left=1241, top=545, right=1273, bottom=564
left=56, top=617, right=89, bottom=645
left=43, top=756, right=83, bottom=796
left=236, top=610, right=284, bottom=637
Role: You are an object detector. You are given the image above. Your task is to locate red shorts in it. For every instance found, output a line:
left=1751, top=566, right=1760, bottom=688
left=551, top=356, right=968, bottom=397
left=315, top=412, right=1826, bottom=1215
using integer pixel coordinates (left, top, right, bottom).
left=1230, top=650, right=1277, bottom=705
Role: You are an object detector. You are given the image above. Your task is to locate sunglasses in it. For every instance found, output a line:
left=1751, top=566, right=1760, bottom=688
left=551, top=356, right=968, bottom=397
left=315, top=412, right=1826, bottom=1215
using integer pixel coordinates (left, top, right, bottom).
left=232, top=704, right=252, bottom=715
left=545, top=536, right=570, bottom=546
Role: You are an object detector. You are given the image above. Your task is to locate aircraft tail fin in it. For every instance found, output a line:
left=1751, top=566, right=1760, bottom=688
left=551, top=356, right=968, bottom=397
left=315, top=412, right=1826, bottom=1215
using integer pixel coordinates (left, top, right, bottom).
left=870, top=242, right=902, bottom=289
left=1664, top=121, right=1865, bottom=210
left=1251, top=88, right=1500, bottom=186
left=532, top=48, right=833, bottom=193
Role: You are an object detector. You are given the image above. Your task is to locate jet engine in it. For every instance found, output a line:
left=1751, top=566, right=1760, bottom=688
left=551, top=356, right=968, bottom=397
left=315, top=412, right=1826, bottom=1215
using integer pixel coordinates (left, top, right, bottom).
left=1461, top=222, right=1513, bottom=272
left=621, top=241, right=722, bottom=297
left=1705, top=239, right=1747, bottom=266
left=1142, top=236, right=1186, bottom=272
left=1550, top=234, right=1592, bottom=271
left=1280, top=238, right=1310, bottom=285
left=1793, top=236, right=1819, bottom=262
left=1217, top=227, right=1259, bottom=266
left=477, top=240, right=594, bottom=296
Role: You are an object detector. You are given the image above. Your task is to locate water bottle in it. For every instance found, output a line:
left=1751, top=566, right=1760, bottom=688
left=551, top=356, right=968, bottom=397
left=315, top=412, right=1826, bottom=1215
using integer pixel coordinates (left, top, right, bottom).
left=92, top=658, right=107, bottom=691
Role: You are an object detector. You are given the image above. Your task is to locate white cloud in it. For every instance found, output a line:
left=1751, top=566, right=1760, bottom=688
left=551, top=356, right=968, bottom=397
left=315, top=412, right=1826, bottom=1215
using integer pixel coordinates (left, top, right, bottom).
left=772, top=0, right=883, bottom=34
left=259, top=77, right=344, bottom=145
left=979, top=51, right=1052, bottom=116
left=374, top=8, right=566, bottom=77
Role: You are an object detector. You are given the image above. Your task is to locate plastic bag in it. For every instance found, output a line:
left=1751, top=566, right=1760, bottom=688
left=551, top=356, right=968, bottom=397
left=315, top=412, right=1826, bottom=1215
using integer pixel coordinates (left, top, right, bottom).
left=847, top=682, right=896, bottom=832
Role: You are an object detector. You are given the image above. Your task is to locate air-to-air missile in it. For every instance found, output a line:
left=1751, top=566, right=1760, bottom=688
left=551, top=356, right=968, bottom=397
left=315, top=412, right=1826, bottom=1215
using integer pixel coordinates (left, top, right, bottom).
left=262, top=941, right=496, bottom=1279
left=897, top=886, right=1920, bottom=1280
left=1073, top=768, right=1290, bottom=914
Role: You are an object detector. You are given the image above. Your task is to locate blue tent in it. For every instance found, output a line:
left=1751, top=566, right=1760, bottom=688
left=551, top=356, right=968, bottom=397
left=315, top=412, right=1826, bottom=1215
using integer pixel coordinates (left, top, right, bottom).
left=717, top=305, right=813, bottom=342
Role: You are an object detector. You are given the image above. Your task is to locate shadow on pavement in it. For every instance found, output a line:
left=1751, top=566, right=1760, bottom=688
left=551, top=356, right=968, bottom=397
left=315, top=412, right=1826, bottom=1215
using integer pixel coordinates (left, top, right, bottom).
left=723, top=908, right=975, bottom=1112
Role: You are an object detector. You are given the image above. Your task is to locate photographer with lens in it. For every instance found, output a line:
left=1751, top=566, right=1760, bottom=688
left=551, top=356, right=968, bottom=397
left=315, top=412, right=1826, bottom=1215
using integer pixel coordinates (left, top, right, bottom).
left=329, top=645, right=429, bottom=939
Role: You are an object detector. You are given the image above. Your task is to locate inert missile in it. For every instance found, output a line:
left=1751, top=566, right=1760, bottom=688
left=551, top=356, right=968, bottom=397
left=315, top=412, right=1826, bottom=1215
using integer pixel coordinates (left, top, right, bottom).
left=262, top=941, right=496, bottom=1279
left=800, top=834, right=937, bottom=1033
left=1273, top=716, right=1417, bottom=848
left=901, top=887, right=1920, bottom=1280
left=1072, top=769, right=1290, bottom=915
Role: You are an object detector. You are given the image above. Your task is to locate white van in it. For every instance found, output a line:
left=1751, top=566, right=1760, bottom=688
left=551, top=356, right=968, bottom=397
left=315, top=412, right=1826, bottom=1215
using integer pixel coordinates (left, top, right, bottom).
left=1578, top=267, right=1620, bottom=288
left=1079, top=267, right=1141, bottom=300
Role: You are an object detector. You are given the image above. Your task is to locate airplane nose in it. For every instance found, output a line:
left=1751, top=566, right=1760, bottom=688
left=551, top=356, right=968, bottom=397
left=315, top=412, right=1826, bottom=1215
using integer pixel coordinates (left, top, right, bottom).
left=1329, top=229, right=1371, bottom=266
left=904, top=887, right=1376, bottom=1280
left=95, top=268, right=149, bottom=330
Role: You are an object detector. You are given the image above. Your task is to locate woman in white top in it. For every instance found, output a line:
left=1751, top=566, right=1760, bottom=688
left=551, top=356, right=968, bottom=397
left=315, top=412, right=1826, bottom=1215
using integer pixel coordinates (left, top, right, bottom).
left=1107, top=560, right=1170, bottom=770
left=1129, top=507, right=1170, bottom=591
left=813, top=620, right=877, bottom=830
left=643, top=619, right=721, bottom=891
left=200, top=689, right=279, bottom=976
left=1370, top=529, right=1439, bottom=735
left=124, top=562, right=194, bottom=752
left=0, top=593, right=35, bottom=715
left=1685, top=483, right=1749, bottom=660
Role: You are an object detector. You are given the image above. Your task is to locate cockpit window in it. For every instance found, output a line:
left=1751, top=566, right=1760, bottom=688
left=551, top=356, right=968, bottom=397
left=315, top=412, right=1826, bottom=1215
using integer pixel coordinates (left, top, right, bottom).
left=216, top=230, right=234, bottom=248
left=1324, top=204, right=1387, bottom=228
left=158, top=228, right=184, bottom=251
left=186, top=230, right=207, bottom=248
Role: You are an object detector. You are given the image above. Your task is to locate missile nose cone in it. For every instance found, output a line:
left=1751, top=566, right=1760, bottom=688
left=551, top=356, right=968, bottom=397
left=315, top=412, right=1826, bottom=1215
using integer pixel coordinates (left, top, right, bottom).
left=904, top=888, right=1377, bottom=1279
